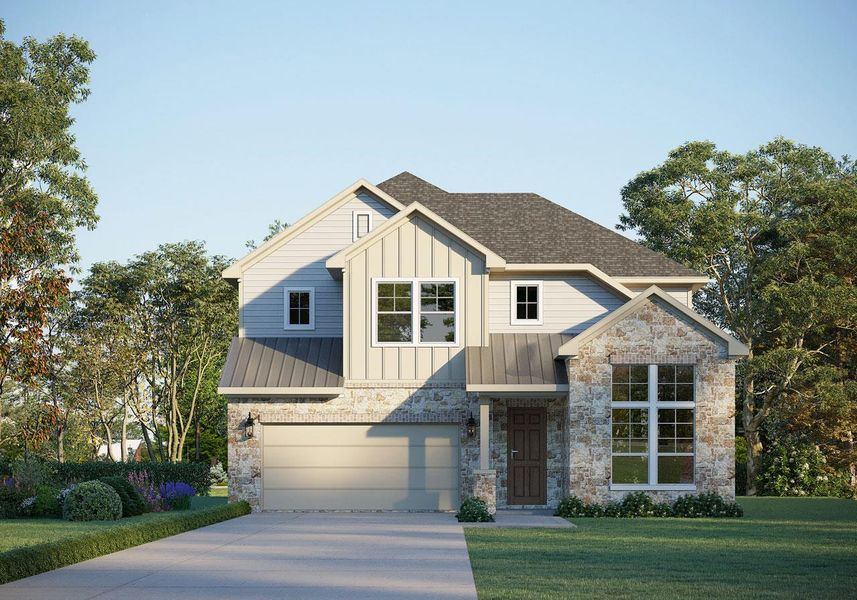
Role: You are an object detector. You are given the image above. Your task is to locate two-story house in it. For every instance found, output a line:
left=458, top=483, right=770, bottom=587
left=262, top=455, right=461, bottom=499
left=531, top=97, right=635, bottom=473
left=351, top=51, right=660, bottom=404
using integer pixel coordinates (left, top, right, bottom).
left=219, top=172, right=747, bottom=512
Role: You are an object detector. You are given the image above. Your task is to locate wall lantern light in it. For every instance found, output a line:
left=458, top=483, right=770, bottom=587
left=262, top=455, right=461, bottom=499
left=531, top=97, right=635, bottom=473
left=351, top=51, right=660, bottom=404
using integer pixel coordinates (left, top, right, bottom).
left=244, top=412, right=256, bottom=438
left=466, top=413, right=476, bottom=437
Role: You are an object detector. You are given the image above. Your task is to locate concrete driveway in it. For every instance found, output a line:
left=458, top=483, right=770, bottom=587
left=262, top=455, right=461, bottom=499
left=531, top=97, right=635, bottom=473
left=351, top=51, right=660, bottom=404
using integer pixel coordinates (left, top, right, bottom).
left=0, top=512, right=477, bottom=599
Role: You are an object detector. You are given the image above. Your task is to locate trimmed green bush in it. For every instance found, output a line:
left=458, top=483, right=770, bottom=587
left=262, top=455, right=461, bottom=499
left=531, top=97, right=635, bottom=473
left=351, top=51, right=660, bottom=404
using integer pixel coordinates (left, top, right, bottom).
left=30, top=486, right=61, bottom=518
left=0, top=501, right=251, bottom=584
left=456, top=497, right=494, bottom=522
left=62, top=481, right=122, bottom=521
left=56, top=461, right=211, bottom=495
left=0, top=487, right=27, bottom=519
left=555, top=492, right=742, bottom=519
left=98, top=477, right=145, bottom=517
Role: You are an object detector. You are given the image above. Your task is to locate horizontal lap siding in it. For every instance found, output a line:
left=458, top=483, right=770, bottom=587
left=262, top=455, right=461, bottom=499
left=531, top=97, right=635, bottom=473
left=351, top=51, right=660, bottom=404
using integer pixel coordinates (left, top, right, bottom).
left=242, top=192, right=395, bottom=337
left=346, top=215, right=486, bottom=382
left=489, top=274, right=625, bottom=333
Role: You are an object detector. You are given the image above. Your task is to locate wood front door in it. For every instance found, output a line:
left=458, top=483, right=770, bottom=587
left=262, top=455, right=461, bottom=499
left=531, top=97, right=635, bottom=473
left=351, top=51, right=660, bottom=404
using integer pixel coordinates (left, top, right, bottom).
left=507, top=407, right=547, bottom=505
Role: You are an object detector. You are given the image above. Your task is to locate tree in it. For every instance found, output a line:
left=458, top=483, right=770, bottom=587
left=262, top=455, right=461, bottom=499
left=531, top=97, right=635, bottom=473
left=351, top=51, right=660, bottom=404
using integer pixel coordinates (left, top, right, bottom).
left=619, top=138, right=857, bottom=494
left=0, top=21, right=98, bottom=405
left=245, top=219, right=288, bottom=250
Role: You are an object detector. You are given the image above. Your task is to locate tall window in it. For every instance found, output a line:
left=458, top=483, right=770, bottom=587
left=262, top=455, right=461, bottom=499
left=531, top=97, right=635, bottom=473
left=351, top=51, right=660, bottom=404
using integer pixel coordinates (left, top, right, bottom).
left=611, top=364, right=695, bottom=487
left=511, top=281, right=542, bottom=325
left=374, top=279, right=457, bottom=346
left=284, top=287, right=315, bottom=330
left=352, top=211, right=372, bottom=241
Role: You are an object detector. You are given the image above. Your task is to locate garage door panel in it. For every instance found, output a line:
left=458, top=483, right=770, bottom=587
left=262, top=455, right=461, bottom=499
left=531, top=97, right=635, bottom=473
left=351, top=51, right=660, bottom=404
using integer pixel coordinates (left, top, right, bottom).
left=262, top=424, right=460, bottom=511
left=263, top=424, right=459, bottom=446
left=263, top=466, right=459, bottom=490
left=263, top=489, right=458, bottom=511
left=263, top=444, right=458, bottom=468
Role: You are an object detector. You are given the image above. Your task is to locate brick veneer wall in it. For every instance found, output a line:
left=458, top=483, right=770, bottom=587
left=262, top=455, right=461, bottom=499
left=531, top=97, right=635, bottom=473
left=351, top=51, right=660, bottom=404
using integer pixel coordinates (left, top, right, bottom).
left=566, top=298, right=737, bottom=503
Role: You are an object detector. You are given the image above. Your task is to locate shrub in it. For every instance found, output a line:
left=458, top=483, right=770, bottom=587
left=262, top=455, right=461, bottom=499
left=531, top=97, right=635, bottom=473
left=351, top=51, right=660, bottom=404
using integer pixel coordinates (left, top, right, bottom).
left=99, top=477, right=145, bottom=517
left=0, top=486, right=27, bottom=519
left=62, top=481, right=123, bottom=521
left=29, top=485, right=62, bottom=518
left=554, top=492, right=742, bottom=519
left=0, top=501, right=251, bottom=584
left=11, top=457, right=57, bottom=495
left=127, top=471, right=162, bottom=512
left=56, top=461, right=211, bottom=495
left=671, top=493, right=743, bottom=518
left=209, top=462, right=227, bottom=486
left=618, top=491, right=657, bottom=517
left=159, top=482, right=195, bottom=511
left=456, top=497, right=494, bottom=522
left=758, top=438, right=852, bottom=498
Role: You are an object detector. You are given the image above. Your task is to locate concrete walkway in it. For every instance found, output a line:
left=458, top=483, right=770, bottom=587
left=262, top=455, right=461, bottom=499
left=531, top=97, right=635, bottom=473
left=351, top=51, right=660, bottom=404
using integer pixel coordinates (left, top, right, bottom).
left=0, top=512, right=477, bottom=600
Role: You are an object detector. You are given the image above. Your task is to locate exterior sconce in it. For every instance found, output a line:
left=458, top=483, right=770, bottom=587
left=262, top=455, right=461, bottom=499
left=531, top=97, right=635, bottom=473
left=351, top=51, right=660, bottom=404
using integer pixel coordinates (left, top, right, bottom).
left=244, top=412, right=256, bottom=438
left=466, top=413, right=476, bottom=437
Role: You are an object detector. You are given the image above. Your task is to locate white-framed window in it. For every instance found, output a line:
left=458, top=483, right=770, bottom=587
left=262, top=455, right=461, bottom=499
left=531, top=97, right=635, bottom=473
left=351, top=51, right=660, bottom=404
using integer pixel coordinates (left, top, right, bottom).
left=283, top=287, right=315, bottom=330
left=372, top=278, right=458, bottom=347
left=610, top=364, right=695, bottom=490
left=510, top=280, right=543, bottom=325
left=352, top=211, right=373, bottom=241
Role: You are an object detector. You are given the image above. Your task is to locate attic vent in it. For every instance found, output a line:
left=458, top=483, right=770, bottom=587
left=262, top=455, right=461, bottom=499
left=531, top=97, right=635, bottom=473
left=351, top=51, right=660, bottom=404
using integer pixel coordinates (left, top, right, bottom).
left=353, top=211, right=372, bottom=241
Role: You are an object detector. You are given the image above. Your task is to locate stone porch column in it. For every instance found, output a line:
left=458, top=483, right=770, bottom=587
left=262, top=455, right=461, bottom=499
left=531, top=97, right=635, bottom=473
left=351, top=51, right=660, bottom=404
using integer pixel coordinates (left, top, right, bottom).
left=475, top=396, right=497, bottom=513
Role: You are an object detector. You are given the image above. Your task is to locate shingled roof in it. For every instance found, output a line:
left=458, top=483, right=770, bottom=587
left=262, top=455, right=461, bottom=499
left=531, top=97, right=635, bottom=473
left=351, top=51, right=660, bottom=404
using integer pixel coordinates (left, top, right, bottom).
left=376, top=172, right=699, bottom=278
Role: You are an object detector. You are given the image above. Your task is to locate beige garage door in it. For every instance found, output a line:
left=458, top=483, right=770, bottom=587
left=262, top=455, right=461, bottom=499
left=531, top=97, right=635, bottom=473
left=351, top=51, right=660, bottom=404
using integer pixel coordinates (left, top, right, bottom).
left=262, top=424, right=460, bottom=511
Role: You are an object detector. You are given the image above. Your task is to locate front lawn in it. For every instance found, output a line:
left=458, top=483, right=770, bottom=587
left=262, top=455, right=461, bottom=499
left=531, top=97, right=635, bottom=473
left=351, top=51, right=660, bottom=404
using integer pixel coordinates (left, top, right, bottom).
left=0, top=496, right=228, bottom=553
left=465, top=497, right=857, bottom=600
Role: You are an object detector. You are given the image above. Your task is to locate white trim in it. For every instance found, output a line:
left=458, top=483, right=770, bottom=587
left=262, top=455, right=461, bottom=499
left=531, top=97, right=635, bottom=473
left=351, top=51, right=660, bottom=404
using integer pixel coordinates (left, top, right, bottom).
left=283, top=287, right=315, bottom=331
left=610, top=363, right=698, bottom=487
left=493, top=263, right=634, bottom=300
left=217, top=386, right=343, bottom=397
left=510, top=280, right=543, bottom=325
left=558, top=286, right=749, bottom=358
left=371, top=277, right=460, bottom=348
left=222, top=179, right=405, bottom=279
left=327, top=202, right=506, bottom=270
left=352, top=210, right=373, bottom=242
left=467, top=384, right=568, bottom=393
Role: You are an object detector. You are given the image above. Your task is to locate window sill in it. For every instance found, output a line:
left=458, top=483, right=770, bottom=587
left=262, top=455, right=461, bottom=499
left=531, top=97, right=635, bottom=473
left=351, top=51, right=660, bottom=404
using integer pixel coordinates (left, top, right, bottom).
left=610, top=484, right=696, bottom=492
left=372, top=342, right=459, bottom=348
left=510, top=320, right=543, bottom=326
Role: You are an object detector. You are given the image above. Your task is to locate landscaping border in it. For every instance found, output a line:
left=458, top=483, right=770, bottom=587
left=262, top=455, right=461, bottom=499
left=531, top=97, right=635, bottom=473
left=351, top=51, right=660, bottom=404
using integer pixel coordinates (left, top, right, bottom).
left=0, top=501, right=251, bottom=584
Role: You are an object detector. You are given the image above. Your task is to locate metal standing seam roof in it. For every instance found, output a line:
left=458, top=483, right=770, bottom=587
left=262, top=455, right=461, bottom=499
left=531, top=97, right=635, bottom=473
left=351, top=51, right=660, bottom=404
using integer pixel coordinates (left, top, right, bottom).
left=377, top=172, right=702, bottom=278
left=218, top=337, right=344, bottom=389
left=465, top=333, right=574, bottom=386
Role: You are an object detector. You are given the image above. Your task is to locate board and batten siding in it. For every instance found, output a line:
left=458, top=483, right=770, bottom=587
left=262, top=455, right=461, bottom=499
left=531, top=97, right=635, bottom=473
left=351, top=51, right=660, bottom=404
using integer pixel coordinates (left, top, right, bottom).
left=241, top=192, right=396, bottom=337
left=345, top=215, right=487, bottom=383
left=489, top=274, right=625, bottom=334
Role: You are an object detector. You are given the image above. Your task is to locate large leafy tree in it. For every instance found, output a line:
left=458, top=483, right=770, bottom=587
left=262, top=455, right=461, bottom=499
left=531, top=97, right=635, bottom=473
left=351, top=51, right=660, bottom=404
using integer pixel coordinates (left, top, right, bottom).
left=619, top=138, right=857, bottom=494
left=0, top=20, right=98, bottom=405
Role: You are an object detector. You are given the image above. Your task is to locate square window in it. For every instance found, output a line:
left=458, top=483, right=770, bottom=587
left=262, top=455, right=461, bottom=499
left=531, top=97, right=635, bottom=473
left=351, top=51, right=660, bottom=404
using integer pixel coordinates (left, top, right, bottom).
left=630, top=365, right=649, bottom=383
left=658, top=384, right=676, bottom=402
left=676, top=365, right=694, bottom=383
left=630, top=384, right=649, bottom=401
left=658, top=365, right=675, bottom=383
left=675, top=385, right=694, bottom=402
left=612, top=456, right=648, bottom=484
left=512, top=282, right=541, bottom=323
left=658, top=456, right=694, bottom=484
left=612, top=365, right=630, bottom=383
left=285, top=289, right=314, bottom=329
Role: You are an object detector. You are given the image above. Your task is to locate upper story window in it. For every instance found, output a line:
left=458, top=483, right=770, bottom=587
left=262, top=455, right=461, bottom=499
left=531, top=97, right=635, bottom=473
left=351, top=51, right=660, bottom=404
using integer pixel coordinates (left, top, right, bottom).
left=284, top=287, right=315, bottom=330
left=373, top=278, right=458, bottom=347
left=511, top=281, right=542, bottom=325
left=352, top=211, right=373, bottom=241
left=610, top=364, right=695, bottom=488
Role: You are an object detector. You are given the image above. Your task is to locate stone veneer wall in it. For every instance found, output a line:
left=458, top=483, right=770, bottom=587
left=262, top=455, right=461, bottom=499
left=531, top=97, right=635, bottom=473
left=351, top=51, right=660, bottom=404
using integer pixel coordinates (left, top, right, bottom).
left=491, top=399, right=567, bottom=508
left=227, top=384, right=480, bottom=511
left=566, top=298, right=736, bottom=504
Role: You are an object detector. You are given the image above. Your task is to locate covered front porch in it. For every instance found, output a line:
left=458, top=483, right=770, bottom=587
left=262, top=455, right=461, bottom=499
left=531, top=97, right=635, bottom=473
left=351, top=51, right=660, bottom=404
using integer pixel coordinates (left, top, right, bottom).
left=466, top=333, right=572, bottom=511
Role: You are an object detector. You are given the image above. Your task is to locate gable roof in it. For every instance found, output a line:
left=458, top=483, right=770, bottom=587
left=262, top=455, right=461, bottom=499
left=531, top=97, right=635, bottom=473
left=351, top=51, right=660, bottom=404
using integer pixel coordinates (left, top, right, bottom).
left=326, top=201, right=506, bottom=270
left=377, top=172, right=701, bottom=278
left=557, top=286, right=749, bottom=358
left=222, top=179, right=405, bottom=280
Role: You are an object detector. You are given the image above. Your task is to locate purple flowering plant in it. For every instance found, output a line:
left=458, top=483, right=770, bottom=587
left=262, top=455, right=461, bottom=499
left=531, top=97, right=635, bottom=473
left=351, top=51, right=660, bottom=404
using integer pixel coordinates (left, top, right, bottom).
left=159, top=481, right=195, bottom=510
left=127, top=471, right=163, bottom=512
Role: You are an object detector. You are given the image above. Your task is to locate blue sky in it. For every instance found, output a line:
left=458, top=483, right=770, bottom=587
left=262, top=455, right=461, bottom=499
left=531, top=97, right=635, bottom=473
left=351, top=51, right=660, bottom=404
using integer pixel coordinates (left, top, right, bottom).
left=4, top=1, right=856, bottom=274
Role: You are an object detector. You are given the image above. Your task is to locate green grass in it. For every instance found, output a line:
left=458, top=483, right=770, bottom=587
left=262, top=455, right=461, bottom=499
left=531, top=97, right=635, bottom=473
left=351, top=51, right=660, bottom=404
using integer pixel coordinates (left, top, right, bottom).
left=210, top=485, right=228, bottom=497
left=465, top=497, right=857, bottom=600
left=0, top=496, right=227, bottom=553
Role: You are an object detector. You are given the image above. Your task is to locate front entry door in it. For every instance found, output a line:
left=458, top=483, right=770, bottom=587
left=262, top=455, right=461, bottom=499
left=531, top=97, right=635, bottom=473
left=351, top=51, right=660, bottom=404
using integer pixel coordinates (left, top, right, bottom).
left=507, top=407, right=547, bottom=504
